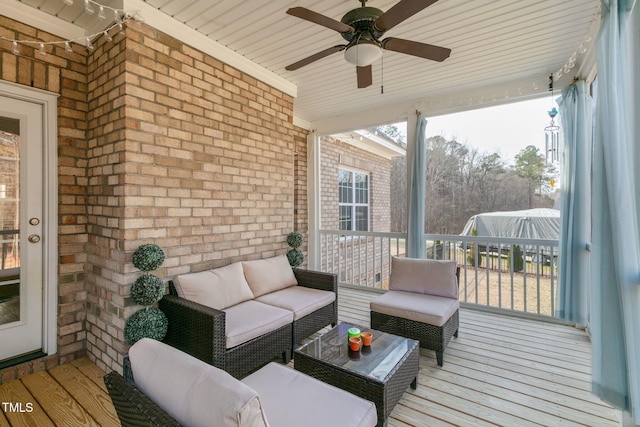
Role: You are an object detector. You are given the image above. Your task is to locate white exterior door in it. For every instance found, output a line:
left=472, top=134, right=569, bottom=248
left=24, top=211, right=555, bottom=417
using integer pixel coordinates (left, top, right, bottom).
left=0, top=94, right=45, bottom=362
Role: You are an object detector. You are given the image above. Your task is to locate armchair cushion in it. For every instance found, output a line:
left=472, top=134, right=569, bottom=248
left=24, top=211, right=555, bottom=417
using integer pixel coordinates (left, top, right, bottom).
left=255, top=286, right=336, bottom=320
left=389, top=257, right=459, bottom=299
left=242, top=255, right=298, bottom=297
left=370, top=290, right=460, bottom=327
left=242, top=362, right=377, bottom=427
left=128, top=338, right=269, bottom=427
left=224, top=300, right=293, bottom=349
left=172, top=262, right=254, bottom=310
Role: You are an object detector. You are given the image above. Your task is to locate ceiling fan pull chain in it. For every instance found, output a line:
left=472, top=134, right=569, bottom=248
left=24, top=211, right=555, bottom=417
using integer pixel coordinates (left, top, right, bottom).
left=381, top=54, right=384, bottom=94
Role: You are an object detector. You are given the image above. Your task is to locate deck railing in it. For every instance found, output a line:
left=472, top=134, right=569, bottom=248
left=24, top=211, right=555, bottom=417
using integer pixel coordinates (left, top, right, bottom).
left=319, top=230, right=559, bottom=318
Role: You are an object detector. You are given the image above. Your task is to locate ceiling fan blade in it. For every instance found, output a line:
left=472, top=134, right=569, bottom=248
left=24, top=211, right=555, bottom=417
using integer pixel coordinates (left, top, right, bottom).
left=287, top=7, right=354, bottom=34
left=375, top=0, right=439, bottom=32
left=357, top=65, right=373, bottom=88
left=382, top=37, right=451, bottom=62
left=285, top=45, right=347, bottom=71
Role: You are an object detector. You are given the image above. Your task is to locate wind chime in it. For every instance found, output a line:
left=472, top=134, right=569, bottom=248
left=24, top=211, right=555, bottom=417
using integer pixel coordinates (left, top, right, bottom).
left=545, top=74, right=560, bottom=164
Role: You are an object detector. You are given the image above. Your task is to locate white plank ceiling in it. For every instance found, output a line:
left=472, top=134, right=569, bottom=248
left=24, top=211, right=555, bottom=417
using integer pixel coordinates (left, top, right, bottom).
left=11, top=0, right=601, bottom=126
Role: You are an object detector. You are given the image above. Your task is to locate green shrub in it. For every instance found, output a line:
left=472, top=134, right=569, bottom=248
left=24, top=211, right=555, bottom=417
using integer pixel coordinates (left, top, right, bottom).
left=124, top=307, right=168, bottom=345
left=287, top=248, right=304, bottom=268
left=509, top=245, right=524, bottom=272
left=132, top=244, right=165, bottom=272
left=287, top=231, right=303, bottom=249
left=466, top=228, right=483, bottom=267
left=130, top=273, right=165, bottom=306
left=286, top=231, right=304, bottom=267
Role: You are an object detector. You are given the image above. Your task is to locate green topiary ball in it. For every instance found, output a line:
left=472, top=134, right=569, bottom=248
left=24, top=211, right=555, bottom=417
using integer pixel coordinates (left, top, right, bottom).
left=287, top=231, right=303, bottom=249
left=287, top=248, right=304, bottom=268
left=124, top=307, right=168, bottom=345
left=130, top=273, right=165, bottom=306
left=132, top=244, right=165, bottom=272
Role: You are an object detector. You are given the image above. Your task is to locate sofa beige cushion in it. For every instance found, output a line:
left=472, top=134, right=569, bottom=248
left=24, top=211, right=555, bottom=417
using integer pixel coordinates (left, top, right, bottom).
left=128, top=338, right=270, bottom=427
left=241, top=255, right=298, bottom=298
left=172, top=262, right=254, bottom=310
left=224, top=300, right=293, bottom=349
left=389, top=257, right=458, bottom=299
left=242, top=362, right=377, bottom=427
left=370, top=290, right=460, bottom=327
left=255, top=286, right=335, bottom=320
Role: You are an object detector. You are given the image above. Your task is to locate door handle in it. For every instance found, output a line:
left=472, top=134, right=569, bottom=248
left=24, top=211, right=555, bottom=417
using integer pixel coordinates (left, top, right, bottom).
left=28, top=234, right=41, bottom=243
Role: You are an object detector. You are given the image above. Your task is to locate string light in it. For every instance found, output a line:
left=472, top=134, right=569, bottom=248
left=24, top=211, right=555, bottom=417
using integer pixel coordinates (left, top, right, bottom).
left=553, top=3, right=600, bottom=81
left=1, top=1, right=141, bottom=55
left=84, top=0, right=95, bottom=15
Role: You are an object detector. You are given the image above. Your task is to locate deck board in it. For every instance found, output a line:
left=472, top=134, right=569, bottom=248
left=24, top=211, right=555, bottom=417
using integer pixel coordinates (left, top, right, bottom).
left=20, top=371, right=100, bottom=427
left=47, top=364, right=119, bottom=426
left=0, top=286, right=621, bottom=427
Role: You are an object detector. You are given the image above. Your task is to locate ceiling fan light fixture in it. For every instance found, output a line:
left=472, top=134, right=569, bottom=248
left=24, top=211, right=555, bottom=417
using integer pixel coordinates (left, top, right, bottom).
left=344, top=42, right=382, bottom=66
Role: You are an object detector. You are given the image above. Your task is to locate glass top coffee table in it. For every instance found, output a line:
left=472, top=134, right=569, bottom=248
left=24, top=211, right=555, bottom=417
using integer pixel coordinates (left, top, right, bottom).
left=294, top=322, right=419, bottom=427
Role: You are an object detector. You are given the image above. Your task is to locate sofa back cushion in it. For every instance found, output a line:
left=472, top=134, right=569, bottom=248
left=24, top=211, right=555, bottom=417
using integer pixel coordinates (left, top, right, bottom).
left=172, top=262, right=254, bottom=310
left=389, top=257, right=459, bottom=299
left=241, top=255, right=298, bottom=298
left=129, top=338, right=270, bottom=427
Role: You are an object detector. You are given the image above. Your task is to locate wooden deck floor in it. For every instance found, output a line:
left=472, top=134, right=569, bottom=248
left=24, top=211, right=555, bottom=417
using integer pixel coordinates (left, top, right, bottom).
left=0, top=287, right=621, bottom=426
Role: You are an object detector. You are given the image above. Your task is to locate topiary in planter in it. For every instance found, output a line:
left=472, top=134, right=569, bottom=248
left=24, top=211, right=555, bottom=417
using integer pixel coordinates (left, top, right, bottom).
left=124, top=307, right=168, bottom=345
left=286, top=231, right=304, bottom=267
left=130, top=273, right=165, bottom=306
left=132, top=244, right=166, bottom=272
left=125, top=243, right=167, bottom=345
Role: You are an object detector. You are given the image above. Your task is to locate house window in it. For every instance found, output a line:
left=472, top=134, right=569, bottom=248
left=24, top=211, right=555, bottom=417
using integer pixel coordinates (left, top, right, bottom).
left=339, top=169, right=369, bottom=231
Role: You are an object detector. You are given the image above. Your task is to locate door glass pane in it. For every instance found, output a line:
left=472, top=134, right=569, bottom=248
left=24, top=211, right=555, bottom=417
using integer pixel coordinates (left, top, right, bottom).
left=0, top=117, right=20, bottom=326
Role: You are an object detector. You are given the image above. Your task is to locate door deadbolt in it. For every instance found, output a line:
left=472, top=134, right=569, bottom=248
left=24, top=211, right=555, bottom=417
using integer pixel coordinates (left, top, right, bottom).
left=29, top=218, right=40, bottom=226
left=28, top=234, right=41, bottom=243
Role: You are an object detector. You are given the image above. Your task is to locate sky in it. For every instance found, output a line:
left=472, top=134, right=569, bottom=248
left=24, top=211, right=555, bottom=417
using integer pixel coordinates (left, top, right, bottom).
left=394, top=96, right=559, bottom=165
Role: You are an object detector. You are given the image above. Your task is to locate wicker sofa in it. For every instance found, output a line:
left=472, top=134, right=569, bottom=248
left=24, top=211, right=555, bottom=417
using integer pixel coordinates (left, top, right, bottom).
left=104, top=338, right=377, bottom=427
left=370, top=257, right=460, bottom=367
left=159, top=255, right=337, bottom=378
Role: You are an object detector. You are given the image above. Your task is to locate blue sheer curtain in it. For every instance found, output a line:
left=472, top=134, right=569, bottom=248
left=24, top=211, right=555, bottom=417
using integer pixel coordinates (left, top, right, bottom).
left=592, top=0, right=640, bottom=422
left=556, top=81, right=592, bottom=325
left=406, top=114, right=426, bottom=258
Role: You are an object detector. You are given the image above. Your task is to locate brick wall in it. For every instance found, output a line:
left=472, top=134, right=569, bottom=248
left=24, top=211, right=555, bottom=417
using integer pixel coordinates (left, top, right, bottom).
left=320, top=135, right=391, bottom=231
left=319, top=135, right=392, bottom=288
left=0, top=15, right=309, bottom=380
left=83, top=23, right=307, bottom=373
left=0, top=16, right=89, bottom=383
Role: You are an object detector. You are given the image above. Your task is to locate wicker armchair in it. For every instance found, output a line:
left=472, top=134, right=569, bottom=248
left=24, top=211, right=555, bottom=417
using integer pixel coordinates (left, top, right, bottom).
left=105, top=338, right=377, bottom=427
left=370, top=257, right=460, bottom=366
left=104, top=358, right=180, bottom=427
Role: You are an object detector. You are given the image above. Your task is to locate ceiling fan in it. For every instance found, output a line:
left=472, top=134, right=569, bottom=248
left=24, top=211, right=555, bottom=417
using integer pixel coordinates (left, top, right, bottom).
left=285, top=0, right=451, bottom=88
